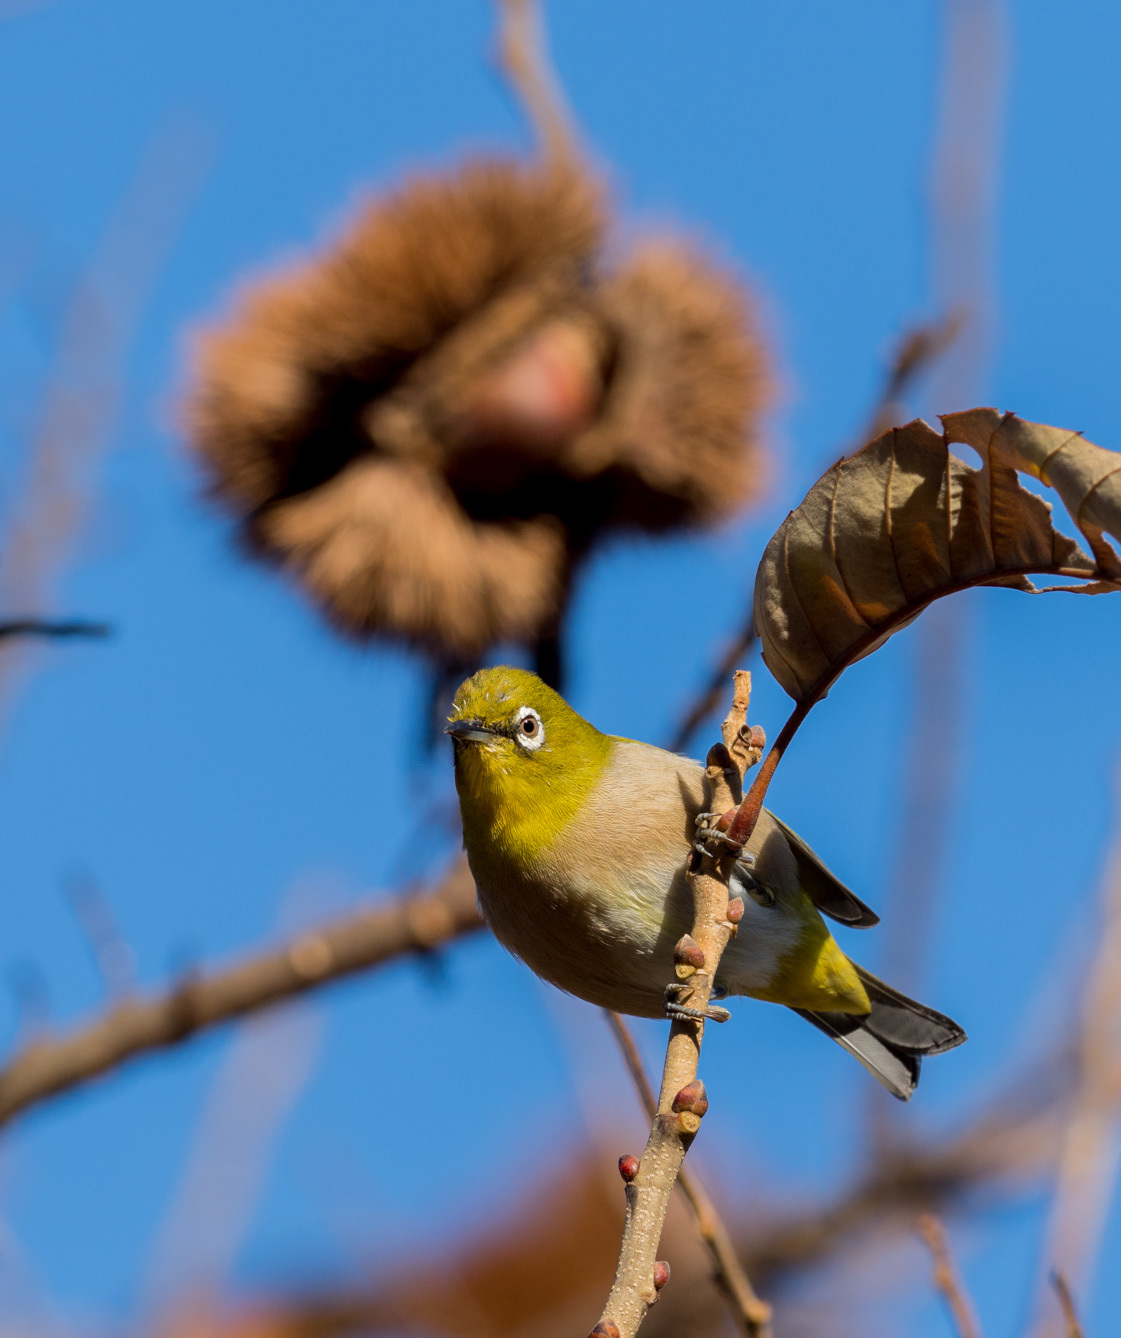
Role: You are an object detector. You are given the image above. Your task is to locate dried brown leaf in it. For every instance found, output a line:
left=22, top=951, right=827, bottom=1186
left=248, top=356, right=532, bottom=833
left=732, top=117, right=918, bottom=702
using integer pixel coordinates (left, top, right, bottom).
left=754, top=409, right=1121, bottom=703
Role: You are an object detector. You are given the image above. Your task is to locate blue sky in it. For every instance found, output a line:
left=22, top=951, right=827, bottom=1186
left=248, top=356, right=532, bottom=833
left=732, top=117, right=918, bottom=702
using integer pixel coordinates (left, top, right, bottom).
left=0, top=2, right=1118, bottom=1335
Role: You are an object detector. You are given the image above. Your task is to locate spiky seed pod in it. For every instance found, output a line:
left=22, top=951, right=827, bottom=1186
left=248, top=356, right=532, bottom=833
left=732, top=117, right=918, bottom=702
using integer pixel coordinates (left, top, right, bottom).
left=190, top=160, right=605, bottom=512
left=573, top=240, right=770, bottom=530
left=187, top=161, right=601, bottom=658
left=185, top=156, right=770, bottom=663
left=258, top=461, right=568, bottom=656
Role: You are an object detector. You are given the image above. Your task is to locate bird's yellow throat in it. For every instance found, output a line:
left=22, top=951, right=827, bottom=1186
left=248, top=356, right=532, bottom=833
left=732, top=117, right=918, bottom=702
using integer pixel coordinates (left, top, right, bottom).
left=449, top=667, right=614, bottom=865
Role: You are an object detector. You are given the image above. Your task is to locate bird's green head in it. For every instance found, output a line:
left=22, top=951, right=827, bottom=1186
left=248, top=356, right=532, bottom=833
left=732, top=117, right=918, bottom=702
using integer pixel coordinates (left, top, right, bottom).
left=446, top=666, right=613, bottom=854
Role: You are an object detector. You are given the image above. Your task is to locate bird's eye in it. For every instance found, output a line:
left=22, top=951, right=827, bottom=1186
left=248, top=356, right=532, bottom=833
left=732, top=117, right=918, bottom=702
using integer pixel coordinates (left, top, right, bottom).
left=513, top=706, right=545, bottom=750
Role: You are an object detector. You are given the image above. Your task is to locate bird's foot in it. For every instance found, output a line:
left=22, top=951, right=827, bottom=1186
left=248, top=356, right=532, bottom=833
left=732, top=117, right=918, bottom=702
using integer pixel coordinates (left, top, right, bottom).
left=692, top=812, right=748, bottom=861
left=664, top=982, right=731, bottom=1024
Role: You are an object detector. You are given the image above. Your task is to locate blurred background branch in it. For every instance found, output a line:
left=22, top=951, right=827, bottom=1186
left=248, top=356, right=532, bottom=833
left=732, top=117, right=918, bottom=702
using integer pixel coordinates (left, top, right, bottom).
left=1050, top=1272, right=1084, bottom=1338
left=918, top=1214, right=983, bottom=1338
left=871, top=0, right=1009, bottom=1172
left=0, top=119, right=208, bottom=725
left=495, top=0, right=578, bottom=163
left=858, top=311, right=965, bottom=448
left=0, top=861, right=481, bottom=1131
left=0, top=618, right=108, bottom=642
left=1030, top=761, right=1121, bottom=1336
left=142, top=890, right=328, bottom=1311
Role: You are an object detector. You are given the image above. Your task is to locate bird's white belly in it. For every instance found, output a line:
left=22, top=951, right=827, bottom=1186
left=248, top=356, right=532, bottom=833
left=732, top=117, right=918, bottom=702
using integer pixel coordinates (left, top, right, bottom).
left=572, top=862, right=805, bottom=997
left=477, top=844, right=803, bottom=1019
left=467, top=738, right=809, bottom=1019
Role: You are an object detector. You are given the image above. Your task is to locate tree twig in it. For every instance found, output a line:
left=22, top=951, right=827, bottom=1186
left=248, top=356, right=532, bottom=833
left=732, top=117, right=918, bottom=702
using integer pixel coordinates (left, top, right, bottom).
left=866, top=0, right=1005, bottom=1144
left=0, top=120, right=208, bottom=726
left=604, top=1010, right=772, bottom=1337
left=666, top=625, right=757, bottom=757
left=494, top=0, right=578, bottom=164
left=0, top=619, right=109, bottom=642
left=142, top=974, right=324, bottom=1304
left=1031, top=760, right=1121, bottom=1335
left=62, top=869, right=136, bottom=999
left=593, top=670, right=762, bottom=1338
left=1049, top=1271, right=1084, bottom=1338
left=0, top=859, right=482, bottom=1131
left=918, top=1214, right=983, bottom=1338
left=860, top=313, right=964, bottom=446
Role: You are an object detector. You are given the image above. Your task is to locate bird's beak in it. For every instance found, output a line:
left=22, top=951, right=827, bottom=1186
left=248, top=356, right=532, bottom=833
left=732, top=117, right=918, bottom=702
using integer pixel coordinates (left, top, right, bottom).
left=445, top=719, right=499, bottom=744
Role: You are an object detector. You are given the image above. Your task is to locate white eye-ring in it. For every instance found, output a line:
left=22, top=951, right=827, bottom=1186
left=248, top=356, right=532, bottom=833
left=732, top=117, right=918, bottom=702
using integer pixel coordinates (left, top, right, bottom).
left=514, top=705, right=545, bottom=751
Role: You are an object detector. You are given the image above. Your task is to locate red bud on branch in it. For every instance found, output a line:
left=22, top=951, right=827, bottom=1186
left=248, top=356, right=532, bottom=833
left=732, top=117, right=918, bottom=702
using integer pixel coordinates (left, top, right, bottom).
left=672, top=1080, right=709, bottom=1117
left=673, top=934, right=706, bottom=978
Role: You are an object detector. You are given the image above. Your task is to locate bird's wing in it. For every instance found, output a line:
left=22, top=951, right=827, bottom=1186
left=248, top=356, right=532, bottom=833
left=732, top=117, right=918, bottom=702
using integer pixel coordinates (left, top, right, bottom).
left=762, top=812, right=880, bottom=927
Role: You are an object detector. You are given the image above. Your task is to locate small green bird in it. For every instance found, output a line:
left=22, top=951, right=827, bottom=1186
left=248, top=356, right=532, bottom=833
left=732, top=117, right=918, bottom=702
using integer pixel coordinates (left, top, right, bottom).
left=447, top=666, right=965, bottom=1099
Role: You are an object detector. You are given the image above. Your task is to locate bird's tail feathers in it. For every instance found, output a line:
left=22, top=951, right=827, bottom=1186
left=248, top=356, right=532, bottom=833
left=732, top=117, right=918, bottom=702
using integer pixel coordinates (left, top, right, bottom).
left=795, top=965, right=966, bottom=1101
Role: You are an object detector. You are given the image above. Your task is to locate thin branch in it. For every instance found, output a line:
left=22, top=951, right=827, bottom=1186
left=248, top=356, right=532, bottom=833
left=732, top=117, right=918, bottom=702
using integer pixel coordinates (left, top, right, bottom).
left=0, top=619, right=109, bottom=642
left=604, top=1010, right=772, bottom=1337
left=1049, top=1272, right=1084, bottom=1338
left=927, top=0, right=1007, bottom=417
left=868, top=595, right=966, bottom=1152
left=918, top=1214, right=983, bottom=1338
left=62, top=870, right=136, bottom=999
left=1031, top=761, right=1121, bottom=1334
left=0, top=118, right=208, bottom=725
left=594, top=671, right=762, bottom=1338
left=867, top=0, right=1005, bottom=1139
left=725, top=691, right=809, bottom=847
left=0, top=859, right=482, bottom=1131
left=666, top=625, right=757, bottom=757
left=861, top=312, right=965, bottom=445
left=143, top=982, right=324, bottom=1304
left=495, top=0, right=578, bottom=164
